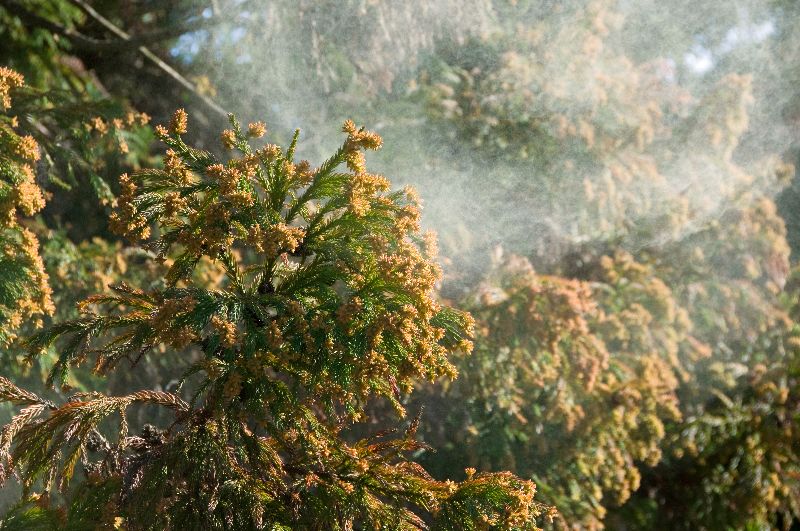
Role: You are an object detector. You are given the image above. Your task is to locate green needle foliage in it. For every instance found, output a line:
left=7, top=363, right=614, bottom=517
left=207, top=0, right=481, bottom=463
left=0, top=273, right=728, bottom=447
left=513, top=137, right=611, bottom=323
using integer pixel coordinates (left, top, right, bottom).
left=0, top=109, right=553, bottom=529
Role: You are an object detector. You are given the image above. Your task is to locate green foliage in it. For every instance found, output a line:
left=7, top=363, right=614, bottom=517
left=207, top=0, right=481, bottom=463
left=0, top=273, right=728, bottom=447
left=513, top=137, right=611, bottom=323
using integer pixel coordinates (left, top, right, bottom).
left=0, top=110, right=551, bottom=529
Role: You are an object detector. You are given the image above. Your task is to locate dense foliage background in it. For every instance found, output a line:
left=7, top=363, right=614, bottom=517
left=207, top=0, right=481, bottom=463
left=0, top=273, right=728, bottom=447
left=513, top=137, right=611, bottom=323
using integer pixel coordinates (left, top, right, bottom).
left=1, top=0, right=800, bottom=529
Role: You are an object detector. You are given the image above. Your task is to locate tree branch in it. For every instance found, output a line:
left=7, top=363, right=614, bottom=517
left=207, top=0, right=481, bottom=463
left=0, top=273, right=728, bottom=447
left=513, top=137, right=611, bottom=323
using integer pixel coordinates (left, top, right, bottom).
left=70, top=0, right=228, bottom=117
left=2, top=0, right=229, bottom=118
left=1, top=0, right=108, bottom=51
left=2, top=0, right=233, bottom=51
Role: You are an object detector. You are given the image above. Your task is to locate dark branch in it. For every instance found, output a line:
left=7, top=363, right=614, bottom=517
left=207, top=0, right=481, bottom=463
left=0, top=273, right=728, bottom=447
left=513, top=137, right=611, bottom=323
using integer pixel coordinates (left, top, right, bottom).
left=1, top=0, right=224, bottom=52
left=1, top=0, right=109, bottom=51
left=1, top=0, right=229, bottom=118
left=69, top=0, right=228, bottom=117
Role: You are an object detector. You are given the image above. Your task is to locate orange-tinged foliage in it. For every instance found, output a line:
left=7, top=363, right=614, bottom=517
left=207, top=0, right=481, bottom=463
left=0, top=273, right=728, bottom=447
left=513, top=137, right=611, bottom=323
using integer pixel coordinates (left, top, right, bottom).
left=0, top=69, right=53, bottom=346
left=1, top=109, right=552, bottom=529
